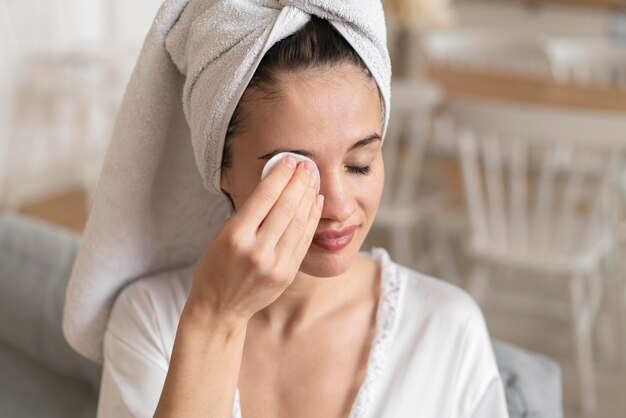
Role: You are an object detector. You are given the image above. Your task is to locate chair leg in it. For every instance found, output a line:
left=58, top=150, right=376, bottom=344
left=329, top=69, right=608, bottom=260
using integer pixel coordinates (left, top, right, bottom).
left=570, top=273, right=596, bottom=416
left=591, top=262, right=620, bottom=367
left=427, top=219, right=461, bottom=286
left=601, top=246, right=626, bottom=372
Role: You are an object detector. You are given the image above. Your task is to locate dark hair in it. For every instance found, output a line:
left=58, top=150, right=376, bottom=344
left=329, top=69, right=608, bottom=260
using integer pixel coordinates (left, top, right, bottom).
left=221, top=16, right=377, bottom=172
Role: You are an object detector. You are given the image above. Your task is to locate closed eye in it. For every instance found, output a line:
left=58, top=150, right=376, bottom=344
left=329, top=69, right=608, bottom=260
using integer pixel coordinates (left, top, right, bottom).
left=347, top=165, right=372, bottom=175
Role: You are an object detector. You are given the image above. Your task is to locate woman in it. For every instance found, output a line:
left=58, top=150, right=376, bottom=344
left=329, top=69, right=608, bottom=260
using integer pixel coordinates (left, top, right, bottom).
left=63, top=1, right=509, bottom=417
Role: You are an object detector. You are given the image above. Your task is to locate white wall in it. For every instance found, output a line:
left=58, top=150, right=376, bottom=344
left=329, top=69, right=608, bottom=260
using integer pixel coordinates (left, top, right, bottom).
left=0, top=0, right=163, bottom=65
left=0, top=0, right=162, bottom=207
left=1, top=0, right=103, bottom=60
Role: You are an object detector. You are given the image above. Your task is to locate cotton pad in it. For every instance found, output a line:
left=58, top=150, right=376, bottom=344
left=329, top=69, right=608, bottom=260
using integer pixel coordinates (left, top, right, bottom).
left=261, top=152, right=320, bottom=194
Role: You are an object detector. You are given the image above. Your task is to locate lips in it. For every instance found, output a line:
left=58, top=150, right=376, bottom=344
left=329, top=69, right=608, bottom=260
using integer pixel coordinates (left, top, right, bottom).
left=312, top=225, right=358, bottom=252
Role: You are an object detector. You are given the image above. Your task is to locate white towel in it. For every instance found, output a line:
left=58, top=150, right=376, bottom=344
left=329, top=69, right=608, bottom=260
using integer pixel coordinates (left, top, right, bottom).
left=63, top=0, right=392, bottom=363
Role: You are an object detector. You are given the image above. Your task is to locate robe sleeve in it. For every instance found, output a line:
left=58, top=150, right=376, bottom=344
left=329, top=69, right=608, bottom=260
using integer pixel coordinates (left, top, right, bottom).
left=454, top=300, right=510, bottom=418
left=96, top=282, right=169, bottom=418
left=467, top=375, right=510, bottom=418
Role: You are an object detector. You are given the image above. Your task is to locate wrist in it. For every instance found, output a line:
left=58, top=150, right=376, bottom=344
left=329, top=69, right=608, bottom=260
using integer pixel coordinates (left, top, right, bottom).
left=180, top=297, right=249, bottom=339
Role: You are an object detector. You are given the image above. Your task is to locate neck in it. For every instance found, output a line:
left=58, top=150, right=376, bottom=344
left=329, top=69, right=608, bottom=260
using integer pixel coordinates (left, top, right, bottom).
left=252, top=255, right=378, bottom=337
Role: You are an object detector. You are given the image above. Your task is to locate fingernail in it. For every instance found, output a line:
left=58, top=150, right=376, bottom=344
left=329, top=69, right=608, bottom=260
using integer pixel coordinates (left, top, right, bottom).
left=310, top=171, right=319, bottom=188
left=302, top=160, right=315, bottom=175
left=284, top=156, right=297, bottom=169
left=316, top=195, right=324, bottom=209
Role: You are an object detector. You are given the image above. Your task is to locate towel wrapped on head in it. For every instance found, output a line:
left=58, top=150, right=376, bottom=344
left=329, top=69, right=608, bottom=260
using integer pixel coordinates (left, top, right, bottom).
left=167, top=0, right=391, bottom=192
left=63, top=0, right=392, bottom=364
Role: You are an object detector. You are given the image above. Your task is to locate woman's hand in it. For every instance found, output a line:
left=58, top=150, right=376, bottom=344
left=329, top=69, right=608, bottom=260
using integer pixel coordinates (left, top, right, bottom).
left=185, top=156, right=324, bottom=324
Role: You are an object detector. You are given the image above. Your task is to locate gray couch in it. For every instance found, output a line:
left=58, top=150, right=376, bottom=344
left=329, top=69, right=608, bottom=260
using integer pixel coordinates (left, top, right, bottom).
left=0, top=213, right=563, bottom=417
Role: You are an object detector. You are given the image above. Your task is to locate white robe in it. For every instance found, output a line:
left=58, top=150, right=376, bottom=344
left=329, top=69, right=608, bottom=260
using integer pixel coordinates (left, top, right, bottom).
left=97, top=247, right=509, bottom=418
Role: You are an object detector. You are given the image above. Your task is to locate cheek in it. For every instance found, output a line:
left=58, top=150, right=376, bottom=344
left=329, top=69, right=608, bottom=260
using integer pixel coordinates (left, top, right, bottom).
left=351, top=165, right=384, bottom=220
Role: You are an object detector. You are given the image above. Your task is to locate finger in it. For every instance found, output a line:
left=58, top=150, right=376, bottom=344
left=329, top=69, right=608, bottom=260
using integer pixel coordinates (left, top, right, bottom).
left=287, top=193, right=324, bottom=268
left=233, top=155, right=297, bottom=229
left=257, top=161, right=317, bottom=247
left=273, top=174, right=318, bottom=255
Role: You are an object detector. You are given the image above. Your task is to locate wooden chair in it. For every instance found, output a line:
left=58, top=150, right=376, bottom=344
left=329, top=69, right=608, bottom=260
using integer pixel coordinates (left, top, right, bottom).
left=447, top=97, right=626, bottom=416
left=420, top=28, right=551, bottom=78
left=374, top=79, right=459, bottom=281
left=545, top=38, right=626, bottom=87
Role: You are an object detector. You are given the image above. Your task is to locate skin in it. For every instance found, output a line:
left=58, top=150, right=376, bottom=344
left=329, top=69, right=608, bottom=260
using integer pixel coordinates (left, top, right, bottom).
left=222, top=63, right=384, bottom=318
left=154, top=63, right=384, bottom=418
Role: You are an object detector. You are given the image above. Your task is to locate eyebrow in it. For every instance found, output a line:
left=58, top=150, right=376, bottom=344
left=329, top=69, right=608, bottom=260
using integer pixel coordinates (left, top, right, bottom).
left=258, top=133, right=382, bottom=161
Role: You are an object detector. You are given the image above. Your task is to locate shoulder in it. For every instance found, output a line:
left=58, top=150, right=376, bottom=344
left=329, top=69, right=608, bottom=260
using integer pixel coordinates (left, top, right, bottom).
left=370, top=247, right=483, bottom=330
left=106, top=264, right=195, bottom=359
left=111, top=264, right=194, bottom=312
left=396, top=261, right=493, bottom=358
left=372, top=249, right=504, bottom=413
left=373, top=247, right=495, bottom=366
left=398, top=262, right=483, bottom=327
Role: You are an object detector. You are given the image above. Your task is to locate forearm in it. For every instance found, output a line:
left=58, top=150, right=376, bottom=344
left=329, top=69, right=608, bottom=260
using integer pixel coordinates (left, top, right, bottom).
left=153, top=302, right=248, bottom=418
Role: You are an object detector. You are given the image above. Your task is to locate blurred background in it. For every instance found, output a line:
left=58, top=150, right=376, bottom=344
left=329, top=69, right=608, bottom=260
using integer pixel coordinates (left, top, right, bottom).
left=1, top=0, right=626, bottom=417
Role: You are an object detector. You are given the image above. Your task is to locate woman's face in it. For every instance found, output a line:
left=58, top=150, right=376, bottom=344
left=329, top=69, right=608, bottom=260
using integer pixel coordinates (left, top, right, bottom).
left=221, top=63, right=384, bottom=278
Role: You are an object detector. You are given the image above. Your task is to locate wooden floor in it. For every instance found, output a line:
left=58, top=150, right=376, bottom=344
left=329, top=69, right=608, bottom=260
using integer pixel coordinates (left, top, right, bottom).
left=16, top=188, right=88, bottom=232
left=14, top=187, right=626, bottom=418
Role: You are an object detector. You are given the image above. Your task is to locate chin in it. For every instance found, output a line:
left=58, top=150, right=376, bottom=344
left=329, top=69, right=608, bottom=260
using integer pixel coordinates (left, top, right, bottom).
left=297, top=241, right=361, bottom=278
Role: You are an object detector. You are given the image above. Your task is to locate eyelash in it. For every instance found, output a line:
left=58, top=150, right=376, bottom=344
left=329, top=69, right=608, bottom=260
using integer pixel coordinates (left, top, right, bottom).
left=347, top=165, right=372, bottom=176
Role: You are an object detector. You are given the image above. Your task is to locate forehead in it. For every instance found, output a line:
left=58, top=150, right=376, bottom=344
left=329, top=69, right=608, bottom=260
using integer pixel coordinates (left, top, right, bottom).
left=239, top=64, right=382, bottom=154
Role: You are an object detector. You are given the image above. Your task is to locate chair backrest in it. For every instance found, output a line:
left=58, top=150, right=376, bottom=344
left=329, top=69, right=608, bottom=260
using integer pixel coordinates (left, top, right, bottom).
left=381, top=80, right=443, bottom=208
left=420, top=29, right=551, bottom=78
left=545, top=38, right=626, bottom=86
left=446, top=97, right=626, bottom=258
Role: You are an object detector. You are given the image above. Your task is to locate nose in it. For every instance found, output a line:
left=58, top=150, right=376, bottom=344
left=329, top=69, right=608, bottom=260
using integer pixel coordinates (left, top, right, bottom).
left=318, top=169, right=356, bottom=223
